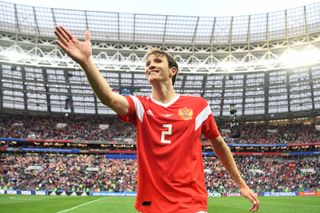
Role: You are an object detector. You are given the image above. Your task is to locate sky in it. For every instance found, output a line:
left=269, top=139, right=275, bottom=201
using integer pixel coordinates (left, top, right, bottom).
left=3, top=0, right=320, bottom=17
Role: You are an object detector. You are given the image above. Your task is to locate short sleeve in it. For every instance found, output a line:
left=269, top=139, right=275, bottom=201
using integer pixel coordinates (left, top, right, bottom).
left=201, top=111, right=220, bottom=140
left=118, top=96, right=136, bottom=125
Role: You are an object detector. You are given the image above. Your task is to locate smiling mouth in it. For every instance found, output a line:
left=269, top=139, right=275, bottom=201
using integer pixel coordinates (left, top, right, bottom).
left=148, top=70, right=159, bottom=75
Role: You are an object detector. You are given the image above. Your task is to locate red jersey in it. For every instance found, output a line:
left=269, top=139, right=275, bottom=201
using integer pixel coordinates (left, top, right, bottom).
left=119, top=94, right=220, bottom=213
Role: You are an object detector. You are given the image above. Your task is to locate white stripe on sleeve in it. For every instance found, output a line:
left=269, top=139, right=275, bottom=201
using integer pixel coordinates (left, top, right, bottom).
left=195, top=105, right=212, bottom=131
left=131, top=96, right=144, bottom=122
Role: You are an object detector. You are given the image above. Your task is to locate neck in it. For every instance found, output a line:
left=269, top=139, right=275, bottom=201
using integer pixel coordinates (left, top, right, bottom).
left=151, top=82, right=176, bottom=103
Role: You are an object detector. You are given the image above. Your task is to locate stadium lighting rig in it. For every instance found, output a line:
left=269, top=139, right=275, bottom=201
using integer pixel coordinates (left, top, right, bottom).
left=0, top=50, right=25, bottom=63
left=2, top=44, right=320, bottom=72
left=279, top=45, right=320, bottom=68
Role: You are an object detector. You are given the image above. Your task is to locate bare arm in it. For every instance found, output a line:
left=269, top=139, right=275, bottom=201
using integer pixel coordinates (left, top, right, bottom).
left=210, top=136, right=260, bottom=212
left=54, top=26, right=128, bottom=116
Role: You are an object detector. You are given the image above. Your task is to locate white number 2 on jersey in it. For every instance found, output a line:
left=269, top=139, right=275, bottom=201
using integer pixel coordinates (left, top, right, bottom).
left=161, top=124, right=172, bottom=144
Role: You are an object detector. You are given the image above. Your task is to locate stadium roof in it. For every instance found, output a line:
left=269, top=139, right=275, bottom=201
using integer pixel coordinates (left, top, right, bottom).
left=4, top=0, right=320, bottom=17
left=1, top=1, right=320, bottom=73
left=1, top=0, right=320, bottom=45
left=0, top=0, right=320, bottom=119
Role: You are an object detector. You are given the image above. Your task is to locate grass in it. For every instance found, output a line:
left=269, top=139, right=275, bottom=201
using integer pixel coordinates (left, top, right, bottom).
left=0, top=195, right=319, bottom=213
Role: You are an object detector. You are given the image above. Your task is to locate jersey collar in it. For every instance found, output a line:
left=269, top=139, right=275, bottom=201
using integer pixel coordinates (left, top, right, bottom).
left=150, top=94, right=180, bottom=108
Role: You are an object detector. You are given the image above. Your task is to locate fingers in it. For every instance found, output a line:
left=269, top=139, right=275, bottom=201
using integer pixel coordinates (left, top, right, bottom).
left=55, top=40, right=67, bottom=52
left=247, top=192, right=260, bottom=212
left=249, top=200, right=259, bottom=212
left=241, top=188, right=260, bottom=212
left=250, top=203, right=259, bottom=212
left=56, top=26, right=73, bottom=41
left=54, top=26, right=90, bottom=48
left=85, top=31, right=90, bottom=43
left=54, top=26, right=71, bottom=48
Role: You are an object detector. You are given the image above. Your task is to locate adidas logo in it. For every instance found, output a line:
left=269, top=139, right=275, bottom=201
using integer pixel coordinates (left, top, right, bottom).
left=146, top=109, right=154, bottom=116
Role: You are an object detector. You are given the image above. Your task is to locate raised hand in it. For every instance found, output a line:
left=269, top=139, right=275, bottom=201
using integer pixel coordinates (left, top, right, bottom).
left=54, top=26, right=92, bottom=65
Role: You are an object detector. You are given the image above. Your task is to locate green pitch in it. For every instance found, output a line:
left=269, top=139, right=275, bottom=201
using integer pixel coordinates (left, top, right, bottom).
left=0, top=195, right=319, bottom=213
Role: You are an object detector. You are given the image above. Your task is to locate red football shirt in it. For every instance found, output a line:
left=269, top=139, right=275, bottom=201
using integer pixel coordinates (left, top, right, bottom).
left=119, top=94, right=220, bottom=213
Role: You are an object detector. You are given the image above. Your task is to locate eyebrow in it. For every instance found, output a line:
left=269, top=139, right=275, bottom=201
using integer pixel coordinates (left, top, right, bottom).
left=145, top=57, right=163, bottom=65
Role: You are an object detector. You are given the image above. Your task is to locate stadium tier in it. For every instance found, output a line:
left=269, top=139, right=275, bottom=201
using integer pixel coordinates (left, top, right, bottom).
left=0, top=0, right=319, bottom=202
left=1, top=153, right=319, bottom=195
left=0, top=1, right=320, bottom=120
left=0, top=114, right=319, bottom=197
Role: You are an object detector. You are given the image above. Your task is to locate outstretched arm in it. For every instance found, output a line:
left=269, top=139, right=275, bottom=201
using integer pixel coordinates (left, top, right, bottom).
left=54, top=26, right=128, bottom=116
left=210, top=136, right=260, bottom=212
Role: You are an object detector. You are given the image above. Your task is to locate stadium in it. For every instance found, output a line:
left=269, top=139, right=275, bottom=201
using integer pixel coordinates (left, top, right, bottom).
left=0, top=0, right=319, bottom=212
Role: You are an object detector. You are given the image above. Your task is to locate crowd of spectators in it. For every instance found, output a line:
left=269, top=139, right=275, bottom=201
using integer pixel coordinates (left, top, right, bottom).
left=1, top=114, right=319, bottom=144
left=235, top=123, right=320, bottom=144
left=204, top=155, right=319, bottom=193
left=1, top=113, right=319, bottom=196
left=0, top=153, right=318, bottom=193
left=0, top=114, right=135, bottom=141
left=0, top=153, right=136, bottom=193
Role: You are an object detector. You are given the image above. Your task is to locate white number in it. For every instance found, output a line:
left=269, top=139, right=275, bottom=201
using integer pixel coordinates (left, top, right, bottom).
left=161, top=124, right=172, bottom=144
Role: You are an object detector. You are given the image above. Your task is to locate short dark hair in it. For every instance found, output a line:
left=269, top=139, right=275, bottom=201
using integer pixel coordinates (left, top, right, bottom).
left=146, top=48, right=179, bottom=85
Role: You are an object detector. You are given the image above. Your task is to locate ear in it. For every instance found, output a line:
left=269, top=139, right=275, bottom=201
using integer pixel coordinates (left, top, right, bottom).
left=169, top=67, right=177, bottom=77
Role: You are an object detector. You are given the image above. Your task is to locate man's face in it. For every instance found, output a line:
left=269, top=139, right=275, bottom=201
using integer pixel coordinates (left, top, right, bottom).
left=145, top=54, right=175, bottom=84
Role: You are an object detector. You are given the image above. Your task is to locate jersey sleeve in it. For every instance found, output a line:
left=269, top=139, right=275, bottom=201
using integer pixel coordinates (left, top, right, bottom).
left=198, top=99, right=220, bottom=140
left=118, top=96, right=137, bottom=125
left=201, top=113, right=220, bottom=140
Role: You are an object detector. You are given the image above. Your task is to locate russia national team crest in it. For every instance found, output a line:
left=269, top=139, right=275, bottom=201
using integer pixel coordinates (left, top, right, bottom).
left=178, top=107, right=193, bottom=120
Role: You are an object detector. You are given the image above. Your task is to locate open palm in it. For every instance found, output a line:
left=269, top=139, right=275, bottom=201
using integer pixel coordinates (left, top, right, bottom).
left=54, top=26, right=92, bottom=64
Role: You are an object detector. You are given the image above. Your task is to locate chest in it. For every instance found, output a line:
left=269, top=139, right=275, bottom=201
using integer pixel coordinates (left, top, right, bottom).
left=142, top=104, right=197, bottom=130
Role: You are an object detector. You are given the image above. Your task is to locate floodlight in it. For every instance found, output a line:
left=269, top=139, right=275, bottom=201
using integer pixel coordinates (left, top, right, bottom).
left=280, top=46, right=320, bottom=68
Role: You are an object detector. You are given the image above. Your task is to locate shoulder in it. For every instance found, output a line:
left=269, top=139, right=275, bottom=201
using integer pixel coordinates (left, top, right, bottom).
left=179, top=94, right=208, bottom=104
left=126, top=95, right=153, bottom=107
left=126, top=95, right=149, bottom=102
left=178, top=95, right=209, bottom=111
